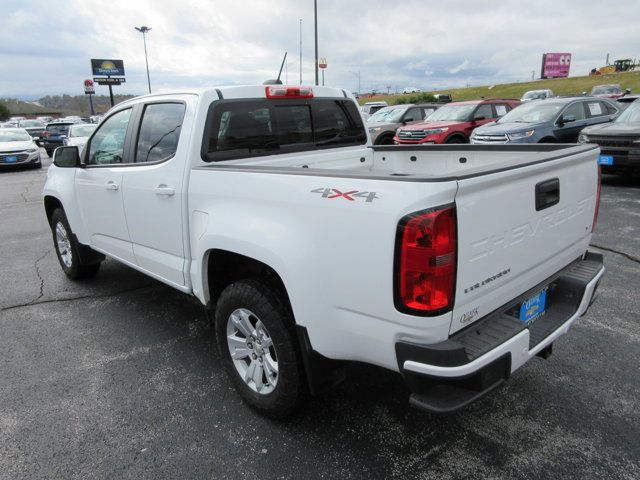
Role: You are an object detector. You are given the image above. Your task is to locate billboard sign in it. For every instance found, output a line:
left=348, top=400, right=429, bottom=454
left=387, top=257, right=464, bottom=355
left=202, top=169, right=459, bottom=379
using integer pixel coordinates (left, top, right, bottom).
left=541, top=53, right=571, bottom=79
left=94, top=77, right=126, bottom=85
left=91, top=59, right=125, bottom=77
left=84, top=79, right=95, bottom=94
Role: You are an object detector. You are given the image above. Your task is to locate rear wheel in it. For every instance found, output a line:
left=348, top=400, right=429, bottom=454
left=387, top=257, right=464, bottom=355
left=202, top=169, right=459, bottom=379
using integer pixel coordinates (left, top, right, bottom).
left=215, top=278, right=305, bottom=418
left=445, top=136, right=465, bottom=144
left=50, top=208, right=101, bottom=279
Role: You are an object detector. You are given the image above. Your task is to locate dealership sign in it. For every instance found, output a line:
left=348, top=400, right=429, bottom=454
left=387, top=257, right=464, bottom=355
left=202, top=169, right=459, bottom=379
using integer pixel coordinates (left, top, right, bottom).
left=541, top=53, right=571, bottom=79
left=84, top=79, right=95, bottom=94
left=91, top=59, right=125, bottom=77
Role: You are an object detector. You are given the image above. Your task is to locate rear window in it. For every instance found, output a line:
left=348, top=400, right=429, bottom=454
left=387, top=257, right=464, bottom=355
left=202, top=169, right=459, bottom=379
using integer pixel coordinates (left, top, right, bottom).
left=202, top=98, right=366, bottom=162
left=46, top=124, right=71, bottom=134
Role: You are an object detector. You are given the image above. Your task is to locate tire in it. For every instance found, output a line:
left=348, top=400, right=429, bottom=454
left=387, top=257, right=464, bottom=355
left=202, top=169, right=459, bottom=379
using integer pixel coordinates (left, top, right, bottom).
left=45, top=149, right=54, bottom=158
left=215, top=278, right=305, bottom=418
left=445, top=136, right=465, bottom=144
left=50, top=208, right=101, bottom=279
left=538, top=137, right=557, bottom=143
left=376, top=134, right=395, bottom=145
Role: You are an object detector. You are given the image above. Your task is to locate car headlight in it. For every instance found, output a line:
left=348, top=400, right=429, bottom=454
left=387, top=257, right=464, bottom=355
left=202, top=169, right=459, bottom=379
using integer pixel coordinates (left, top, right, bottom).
left=27, top=147, right=39, bottom=153
left=578, top=133, right=590, bottom=144
left=368, top=127, right=382, bottom=134
left=423, top=128, right=448, bottom=136
left=507, top=130, right=535, bottom=141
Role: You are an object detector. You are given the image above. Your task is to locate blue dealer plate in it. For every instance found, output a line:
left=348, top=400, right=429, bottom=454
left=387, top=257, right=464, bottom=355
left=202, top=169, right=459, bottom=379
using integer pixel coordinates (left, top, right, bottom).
left=4, top=156, right=18, bottom=163
left=519, top=288, right=547, bottom=323
left=598, top=155, right=614, bottom=166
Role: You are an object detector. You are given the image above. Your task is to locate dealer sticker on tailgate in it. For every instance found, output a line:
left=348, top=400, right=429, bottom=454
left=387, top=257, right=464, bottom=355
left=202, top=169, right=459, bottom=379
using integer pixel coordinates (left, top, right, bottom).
left=598, top=155, right=614, bottom=166
left=519, top=288, right=547, bottom=323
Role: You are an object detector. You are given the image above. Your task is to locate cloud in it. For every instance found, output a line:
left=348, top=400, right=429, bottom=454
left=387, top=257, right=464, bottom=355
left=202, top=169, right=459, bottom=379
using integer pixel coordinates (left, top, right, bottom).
left=448, top=59, right=471, bottom=75
left=0, top=0, right=639, bottom=98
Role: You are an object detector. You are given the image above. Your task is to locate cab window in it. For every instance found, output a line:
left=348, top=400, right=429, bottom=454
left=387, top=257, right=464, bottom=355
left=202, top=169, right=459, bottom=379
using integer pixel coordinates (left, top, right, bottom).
left=86, top=109, right=132, bottom=165
left=135, top=103, right=186, bottom=163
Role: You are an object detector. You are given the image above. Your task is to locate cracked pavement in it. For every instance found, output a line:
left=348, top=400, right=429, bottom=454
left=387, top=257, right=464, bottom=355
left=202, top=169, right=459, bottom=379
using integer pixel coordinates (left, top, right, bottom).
left=0, top=153, right=639, bottom=479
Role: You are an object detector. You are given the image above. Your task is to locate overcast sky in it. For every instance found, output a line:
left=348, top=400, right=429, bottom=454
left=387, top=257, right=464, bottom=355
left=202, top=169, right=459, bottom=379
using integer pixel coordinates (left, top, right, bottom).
left=2, top=0, right=639, bottom=99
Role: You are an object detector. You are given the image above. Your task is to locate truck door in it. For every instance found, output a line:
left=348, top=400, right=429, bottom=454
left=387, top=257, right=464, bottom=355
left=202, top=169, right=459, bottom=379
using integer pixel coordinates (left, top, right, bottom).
left=75, top=107, right=136, bottom=264
left=121, top=101, right=189, bottom=287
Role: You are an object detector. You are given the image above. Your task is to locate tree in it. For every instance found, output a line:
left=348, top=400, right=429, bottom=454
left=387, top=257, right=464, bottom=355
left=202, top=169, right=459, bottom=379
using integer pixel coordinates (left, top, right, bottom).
left=0, top=102, right=9, bottom=121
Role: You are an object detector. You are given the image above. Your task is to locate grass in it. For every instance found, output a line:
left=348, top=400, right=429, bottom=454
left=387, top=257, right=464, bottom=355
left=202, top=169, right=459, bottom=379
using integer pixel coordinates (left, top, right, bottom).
left=358, top=70, right=640, bottom=105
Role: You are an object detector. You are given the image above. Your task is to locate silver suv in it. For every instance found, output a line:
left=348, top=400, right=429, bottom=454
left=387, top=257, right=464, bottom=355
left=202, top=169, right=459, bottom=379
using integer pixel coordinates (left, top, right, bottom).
left=366, top=103, right=440, bottom=145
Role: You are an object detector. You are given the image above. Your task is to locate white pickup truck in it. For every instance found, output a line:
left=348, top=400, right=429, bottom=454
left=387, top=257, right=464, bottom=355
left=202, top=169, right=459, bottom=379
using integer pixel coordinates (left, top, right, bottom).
left=43, top=85, right=604, bottom=418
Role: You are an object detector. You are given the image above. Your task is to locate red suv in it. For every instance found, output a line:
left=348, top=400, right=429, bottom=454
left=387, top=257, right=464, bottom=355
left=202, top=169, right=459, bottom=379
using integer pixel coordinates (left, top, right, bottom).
left=393, top=99, right=521, bottom=144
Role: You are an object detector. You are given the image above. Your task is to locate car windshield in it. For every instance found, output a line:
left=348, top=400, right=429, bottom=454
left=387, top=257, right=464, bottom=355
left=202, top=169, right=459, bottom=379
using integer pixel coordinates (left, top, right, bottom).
left=426, top=104, right=476, bottom=121
left=70, top=125, right=97, bottom=137
left=19, top=120, right=44, bottom=128
left=497, top=102, right=563, bottom=124
left=0, top=130, right=32, bottom=142
left=522, top=91, right=545, bottom=99
left=615, top=100, right=640, bottom=123
left=47, top=124, right=71, bottom=134
left=592, top=86, right=621, bottom=95
left=368, top=107, right=407, bottom=123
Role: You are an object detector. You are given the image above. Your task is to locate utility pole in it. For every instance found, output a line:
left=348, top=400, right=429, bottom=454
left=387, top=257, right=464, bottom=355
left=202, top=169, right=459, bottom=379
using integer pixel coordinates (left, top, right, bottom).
left=531, top=70, right=535, bottom=81
left=314, top=0, right=319, bottom=86
left=299, top=19, right=303, bottom=85
left=349, top=71, right=361, bottom=94
left=135, top=26, right=152, bottom=93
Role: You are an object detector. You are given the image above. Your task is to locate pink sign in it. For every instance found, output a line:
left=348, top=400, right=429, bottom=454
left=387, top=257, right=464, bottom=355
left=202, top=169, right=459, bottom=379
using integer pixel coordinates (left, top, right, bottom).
left=541, top=53, right=571, bottom=79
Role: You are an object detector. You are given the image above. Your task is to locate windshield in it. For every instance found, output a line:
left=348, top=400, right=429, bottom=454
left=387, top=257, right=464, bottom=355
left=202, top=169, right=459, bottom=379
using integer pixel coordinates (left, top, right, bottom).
left=498, top=102, right=563, bottom=124
left=522, top=91, right=546, bottom=100
left=0, top=130, right=32, bottom=142
left=426, top=104, right=476, bottom=122
left=615, top=100, right=640, bottom=123
left=19, top=120, right=44, bottom=128
left=368, top=107, right=407, bottom=123
left=70, top=125, right=97, bottom=137
left=592, top=86, right=621, bottom=95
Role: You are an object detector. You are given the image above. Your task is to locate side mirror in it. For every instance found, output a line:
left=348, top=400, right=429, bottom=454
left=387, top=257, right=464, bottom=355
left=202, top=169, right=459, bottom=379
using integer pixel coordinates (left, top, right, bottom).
left=403, top=117, right=414, bottom=123
left=582, top=91, right=588, bottom=96
left=559, top=114, right=577, bottom=125
left=53, top=146, right=81, bottom=168
left=625, top=88, right=632, bottom=94
left=473, top=115, right=486, bottom=121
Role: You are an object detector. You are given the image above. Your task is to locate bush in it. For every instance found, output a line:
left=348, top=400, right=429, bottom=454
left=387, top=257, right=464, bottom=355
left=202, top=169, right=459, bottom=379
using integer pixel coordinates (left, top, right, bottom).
left=0, top=102, right=9, bottom=121
left=393, top=92, right=437, bottom=105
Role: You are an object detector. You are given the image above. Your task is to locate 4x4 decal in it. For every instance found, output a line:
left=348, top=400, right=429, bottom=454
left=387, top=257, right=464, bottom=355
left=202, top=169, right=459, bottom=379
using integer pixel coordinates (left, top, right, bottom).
left=311, top=188, right=379, bottom=203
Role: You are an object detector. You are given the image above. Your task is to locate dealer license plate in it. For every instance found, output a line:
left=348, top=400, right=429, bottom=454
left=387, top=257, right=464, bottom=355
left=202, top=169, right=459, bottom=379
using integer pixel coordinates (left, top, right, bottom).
left=598, top=155, right=614, bottom=166
left=4, top=156, right=18, bottom=163
left=519, top=288, right=547, bottom=323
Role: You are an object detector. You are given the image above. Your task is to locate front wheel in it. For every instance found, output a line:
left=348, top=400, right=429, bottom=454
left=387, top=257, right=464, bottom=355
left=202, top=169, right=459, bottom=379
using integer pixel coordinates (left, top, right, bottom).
left=215, top=279, right=306, bottom=418
left=50, top=208, right=101, bottom=279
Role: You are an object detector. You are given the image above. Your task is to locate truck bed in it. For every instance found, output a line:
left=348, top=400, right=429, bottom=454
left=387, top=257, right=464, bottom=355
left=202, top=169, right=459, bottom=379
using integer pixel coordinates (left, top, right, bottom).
left=196, top=144, right=599, bottom=181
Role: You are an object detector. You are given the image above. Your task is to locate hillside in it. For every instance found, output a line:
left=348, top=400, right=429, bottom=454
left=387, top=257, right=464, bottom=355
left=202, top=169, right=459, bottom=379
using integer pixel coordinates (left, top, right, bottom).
left=358, top=70, right=640, bottom=105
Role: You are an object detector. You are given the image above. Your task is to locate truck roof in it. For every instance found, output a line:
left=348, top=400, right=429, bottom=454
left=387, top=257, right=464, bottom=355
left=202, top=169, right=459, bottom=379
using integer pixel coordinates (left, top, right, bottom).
left=116, top=85, right=352, bottom=109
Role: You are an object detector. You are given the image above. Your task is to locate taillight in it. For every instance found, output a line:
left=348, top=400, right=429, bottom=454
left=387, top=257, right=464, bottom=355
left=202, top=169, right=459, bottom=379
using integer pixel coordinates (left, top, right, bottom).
left=265, top=85, right=314, bottom=99
left=395, top=206, right=457, bottom=315
left=592, top=165, right=602, bottom=231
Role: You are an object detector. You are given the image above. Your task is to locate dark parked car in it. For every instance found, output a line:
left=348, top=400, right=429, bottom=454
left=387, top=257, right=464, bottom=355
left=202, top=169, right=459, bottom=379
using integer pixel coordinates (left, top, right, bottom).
left=17, top=119, right=47, bottom=143
left=470, top=97, right=619, bottom=144
left=579, top=98, right=640, bottom=175
left=366, top=103, right=440, bottom=144
left=41, top=122, right=75, bottom=157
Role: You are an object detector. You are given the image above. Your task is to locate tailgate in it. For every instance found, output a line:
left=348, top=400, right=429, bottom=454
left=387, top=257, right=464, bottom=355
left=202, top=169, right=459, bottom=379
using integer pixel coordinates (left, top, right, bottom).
left=450, top=147, right=599, bottom=334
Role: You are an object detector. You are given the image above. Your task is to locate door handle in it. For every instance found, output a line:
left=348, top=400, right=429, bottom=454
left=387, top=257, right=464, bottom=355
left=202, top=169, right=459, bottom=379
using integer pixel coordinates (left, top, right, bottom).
left=155, top=185, right=175, bottom=196
left=105, top=181, right=119, bottom=191
left=535, top=178, right=560, bottom=211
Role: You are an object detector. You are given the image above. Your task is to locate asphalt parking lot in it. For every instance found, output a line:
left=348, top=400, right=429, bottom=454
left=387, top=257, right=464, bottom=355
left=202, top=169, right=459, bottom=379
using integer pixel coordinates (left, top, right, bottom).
left=1, top=152, right=639, bottom=479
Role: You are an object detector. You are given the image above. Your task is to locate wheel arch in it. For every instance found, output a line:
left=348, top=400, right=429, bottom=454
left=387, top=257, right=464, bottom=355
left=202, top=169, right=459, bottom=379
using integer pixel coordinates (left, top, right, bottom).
left=205, top=249, right=294, bottom=325
left=44, top=195, right=64, bottom=225
left=444, top=133, right=468, bottom=144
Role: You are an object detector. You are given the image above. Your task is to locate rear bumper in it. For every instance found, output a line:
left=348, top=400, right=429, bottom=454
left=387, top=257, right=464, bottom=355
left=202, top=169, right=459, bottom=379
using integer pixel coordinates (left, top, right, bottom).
left=396, top=251, right=604, bottom=413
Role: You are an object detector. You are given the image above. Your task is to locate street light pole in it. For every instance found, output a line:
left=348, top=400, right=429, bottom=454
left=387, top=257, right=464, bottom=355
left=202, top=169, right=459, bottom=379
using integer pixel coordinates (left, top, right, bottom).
left=135, top=26, right=152, bottom=93
left=314, top=0, right=319, bottom=86
left=349, top=70, right=361, bottom=94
